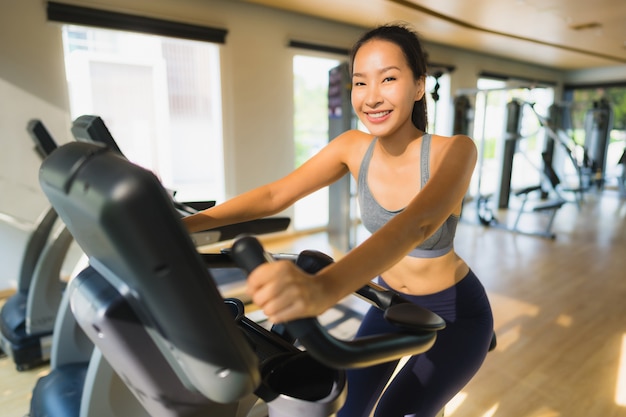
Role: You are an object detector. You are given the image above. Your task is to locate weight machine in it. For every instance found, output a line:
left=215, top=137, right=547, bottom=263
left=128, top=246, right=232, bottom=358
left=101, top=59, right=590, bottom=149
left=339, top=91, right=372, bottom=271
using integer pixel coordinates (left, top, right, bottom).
left=583, top=98, right=614, bottom=188
left=454, top=86, right=568, bottom=238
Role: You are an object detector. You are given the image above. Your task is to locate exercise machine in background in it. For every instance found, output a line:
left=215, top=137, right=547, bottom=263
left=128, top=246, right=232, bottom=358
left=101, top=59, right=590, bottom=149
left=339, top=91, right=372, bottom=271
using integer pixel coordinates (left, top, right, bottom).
left=453, top=80, right=622, bottom=240
left=583, top=98, right=614, bottom=188
left=531, top=98, right=615, bottom=197
left=0, top=120, right=83, bottom=371
left=455, top=89, right=568, bottom=239
left=619, top=149, right=626, bottom=198
left=484, top=100, right=566, bottom=239
left=528, top=102, right=591, bottom=208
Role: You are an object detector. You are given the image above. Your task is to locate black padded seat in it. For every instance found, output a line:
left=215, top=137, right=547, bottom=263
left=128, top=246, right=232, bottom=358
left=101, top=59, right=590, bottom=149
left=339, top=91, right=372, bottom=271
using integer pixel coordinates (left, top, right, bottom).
left=30, top=362, right=88, bottom=417
left=0, top=292, right=51, bottom=370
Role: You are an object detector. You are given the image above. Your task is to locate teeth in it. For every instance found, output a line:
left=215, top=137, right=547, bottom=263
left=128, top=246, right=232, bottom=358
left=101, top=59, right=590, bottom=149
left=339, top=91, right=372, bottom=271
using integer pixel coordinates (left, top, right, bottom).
left=369, top=111, right=390, bottom=118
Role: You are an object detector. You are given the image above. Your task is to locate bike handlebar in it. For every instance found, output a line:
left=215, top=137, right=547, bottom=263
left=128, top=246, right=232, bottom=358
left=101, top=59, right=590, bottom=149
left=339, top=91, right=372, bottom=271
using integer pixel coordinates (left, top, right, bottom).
left=230, top=235, right=444, bottom=369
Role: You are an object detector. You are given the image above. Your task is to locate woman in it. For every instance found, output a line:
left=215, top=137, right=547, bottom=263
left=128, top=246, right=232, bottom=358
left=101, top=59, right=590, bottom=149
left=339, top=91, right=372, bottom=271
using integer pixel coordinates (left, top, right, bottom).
left=184, top=23, right=493, bottom=417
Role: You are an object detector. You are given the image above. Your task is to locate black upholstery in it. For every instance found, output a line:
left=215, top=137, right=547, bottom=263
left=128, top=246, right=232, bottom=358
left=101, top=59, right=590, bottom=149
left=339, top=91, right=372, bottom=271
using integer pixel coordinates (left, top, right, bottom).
left=30, top=363, right=87, bottom=417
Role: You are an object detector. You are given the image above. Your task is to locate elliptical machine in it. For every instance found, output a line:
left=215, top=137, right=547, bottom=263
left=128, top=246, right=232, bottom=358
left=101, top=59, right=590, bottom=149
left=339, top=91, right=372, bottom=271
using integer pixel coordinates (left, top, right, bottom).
left=32, top=140, right=446, bottom=417
left=0, top=120, right=82, bottom=371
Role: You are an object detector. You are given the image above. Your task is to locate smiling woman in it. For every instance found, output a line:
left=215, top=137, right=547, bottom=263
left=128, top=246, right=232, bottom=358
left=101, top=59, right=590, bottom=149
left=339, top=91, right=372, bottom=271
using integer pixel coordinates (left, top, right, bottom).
left=182, top=23, right=495, bottom=417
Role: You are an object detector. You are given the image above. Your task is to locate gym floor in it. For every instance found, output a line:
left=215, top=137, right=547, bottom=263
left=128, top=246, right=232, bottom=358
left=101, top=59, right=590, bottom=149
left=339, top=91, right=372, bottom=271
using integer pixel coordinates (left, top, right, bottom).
left=1, top=187, right=626, bottom=417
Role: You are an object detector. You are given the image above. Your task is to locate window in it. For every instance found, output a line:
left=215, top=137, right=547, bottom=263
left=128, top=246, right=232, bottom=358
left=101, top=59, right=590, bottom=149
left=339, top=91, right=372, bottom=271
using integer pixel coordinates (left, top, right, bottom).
left=292, top=55, right=341, bottom=230
left=62, top=25, right=224, bottom=202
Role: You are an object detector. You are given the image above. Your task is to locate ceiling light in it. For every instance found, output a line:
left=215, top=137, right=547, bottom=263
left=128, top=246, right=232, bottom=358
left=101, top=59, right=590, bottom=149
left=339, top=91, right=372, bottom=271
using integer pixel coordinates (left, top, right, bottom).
left=569, top=22, right=602, bottom=31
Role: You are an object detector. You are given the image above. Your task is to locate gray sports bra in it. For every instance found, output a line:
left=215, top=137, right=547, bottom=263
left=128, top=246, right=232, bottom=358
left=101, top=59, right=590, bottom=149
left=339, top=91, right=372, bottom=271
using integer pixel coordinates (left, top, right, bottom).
left=357, top=134, right=459, bottom=258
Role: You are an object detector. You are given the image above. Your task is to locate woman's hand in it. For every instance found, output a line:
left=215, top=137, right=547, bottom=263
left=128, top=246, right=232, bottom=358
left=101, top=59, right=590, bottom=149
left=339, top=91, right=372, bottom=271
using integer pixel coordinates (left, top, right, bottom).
left=245, top=260, right=332, bottom=323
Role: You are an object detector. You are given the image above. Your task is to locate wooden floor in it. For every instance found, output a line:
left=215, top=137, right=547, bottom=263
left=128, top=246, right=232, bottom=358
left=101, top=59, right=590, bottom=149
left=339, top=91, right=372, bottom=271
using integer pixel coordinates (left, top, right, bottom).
left=1, top=188, right=626, bottom=417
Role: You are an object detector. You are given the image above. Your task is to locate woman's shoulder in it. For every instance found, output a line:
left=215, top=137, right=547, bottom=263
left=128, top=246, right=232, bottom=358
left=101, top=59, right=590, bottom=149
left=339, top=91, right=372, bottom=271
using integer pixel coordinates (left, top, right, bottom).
left=329, top=129, right=375, bottom=151
left=429, top=133, right=477, bottom=171
left=327, top=129, right=376, bottom=168
left=430, top=132, right=473, bottom=142
left=335, top=128, right=375, bottom=142
left=430, top=133, right=476, bottom=152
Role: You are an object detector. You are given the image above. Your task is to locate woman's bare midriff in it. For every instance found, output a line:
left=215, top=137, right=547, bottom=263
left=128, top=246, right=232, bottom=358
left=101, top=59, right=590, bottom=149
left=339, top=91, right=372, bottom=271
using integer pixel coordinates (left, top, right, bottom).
left=379, top=250, right=469, bottom=296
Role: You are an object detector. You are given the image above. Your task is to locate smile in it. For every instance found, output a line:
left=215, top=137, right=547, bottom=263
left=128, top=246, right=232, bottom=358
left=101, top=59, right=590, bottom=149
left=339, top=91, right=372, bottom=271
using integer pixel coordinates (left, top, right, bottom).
left=367, top=110, right=391, bottom=119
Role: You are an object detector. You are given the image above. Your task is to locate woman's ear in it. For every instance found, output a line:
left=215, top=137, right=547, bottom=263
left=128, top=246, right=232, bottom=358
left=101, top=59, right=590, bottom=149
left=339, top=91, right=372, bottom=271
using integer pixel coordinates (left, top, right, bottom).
left=415, top=76, right=426, bottom=101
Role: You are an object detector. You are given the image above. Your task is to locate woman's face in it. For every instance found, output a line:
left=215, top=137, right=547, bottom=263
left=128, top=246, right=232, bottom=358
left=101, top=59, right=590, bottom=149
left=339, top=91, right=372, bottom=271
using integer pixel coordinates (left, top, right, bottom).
left=351, top=39, right=424, bottom=138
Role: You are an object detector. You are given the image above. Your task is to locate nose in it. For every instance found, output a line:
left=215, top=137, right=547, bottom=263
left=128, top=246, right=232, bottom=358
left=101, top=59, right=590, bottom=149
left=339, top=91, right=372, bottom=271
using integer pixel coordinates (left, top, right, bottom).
left=364, top=84, right=383, bottom=108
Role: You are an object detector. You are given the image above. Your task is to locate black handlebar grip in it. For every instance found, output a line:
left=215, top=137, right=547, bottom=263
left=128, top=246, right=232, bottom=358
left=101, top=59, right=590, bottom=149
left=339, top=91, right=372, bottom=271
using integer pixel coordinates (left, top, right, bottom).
left=230, top=235, right=440, bottom=369
left=230, top=235, right=273, bottom=273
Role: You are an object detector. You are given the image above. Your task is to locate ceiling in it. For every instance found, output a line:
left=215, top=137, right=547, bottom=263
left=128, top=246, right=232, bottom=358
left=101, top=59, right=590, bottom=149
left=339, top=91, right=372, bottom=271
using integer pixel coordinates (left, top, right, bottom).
left=243, top=0, right=626, bottom=71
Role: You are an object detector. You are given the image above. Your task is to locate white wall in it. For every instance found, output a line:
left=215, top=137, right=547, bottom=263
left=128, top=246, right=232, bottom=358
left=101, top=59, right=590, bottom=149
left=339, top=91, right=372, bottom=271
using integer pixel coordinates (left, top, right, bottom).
left=0, top=0, right=623, bottom=290
left=0, top=1, right=72, bottom=219
left=0, top=0, right=72, bottom=287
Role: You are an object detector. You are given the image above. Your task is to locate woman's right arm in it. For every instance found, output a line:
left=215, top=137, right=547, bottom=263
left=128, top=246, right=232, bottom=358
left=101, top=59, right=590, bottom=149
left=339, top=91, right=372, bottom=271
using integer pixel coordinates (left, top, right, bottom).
left=182, top=131, right=361, bottom=233
left=183, top=184, right=283, bottom=233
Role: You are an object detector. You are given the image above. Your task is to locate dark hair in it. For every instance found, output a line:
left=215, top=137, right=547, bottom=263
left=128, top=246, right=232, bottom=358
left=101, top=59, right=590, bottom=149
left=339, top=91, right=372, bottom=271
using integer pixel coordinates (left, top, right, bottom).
left=350, top=23, right=428, bottom=132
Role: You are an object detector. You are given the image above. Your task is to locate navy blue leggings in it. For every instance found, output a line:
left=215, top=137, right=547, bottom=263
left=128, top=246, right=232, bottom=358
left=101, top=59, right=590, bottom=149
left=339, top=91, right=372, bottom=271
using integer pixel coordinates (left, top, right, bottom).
left=337, top=270, right=493, bottom=417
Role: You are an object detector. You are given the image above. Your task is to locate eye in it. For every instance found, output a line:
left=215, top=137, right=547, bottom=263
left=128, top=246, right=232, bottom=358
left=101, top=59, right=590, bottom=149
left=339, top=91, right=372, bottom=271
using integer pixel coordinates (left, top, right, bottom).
left=383, top=76, right=396, bottom=83
left=353, top=81, right=366, bottom=87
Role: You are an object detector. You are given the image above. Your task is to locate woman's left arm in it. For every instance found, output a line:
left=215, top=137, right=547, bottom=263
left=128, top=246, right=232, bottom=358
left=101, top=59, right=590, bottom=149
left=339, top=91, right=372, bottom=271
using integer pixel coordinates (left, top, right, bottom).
left=247, top=135, right=477, bottom=323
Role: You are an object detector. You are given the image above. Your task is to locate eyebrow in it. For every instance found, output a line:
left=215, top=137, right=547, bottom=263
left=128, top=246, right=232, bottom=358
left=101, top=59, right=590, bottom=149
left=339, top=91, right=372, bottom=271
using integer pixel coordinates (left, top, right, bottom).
left=352, top=66, right=401, bottom=78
